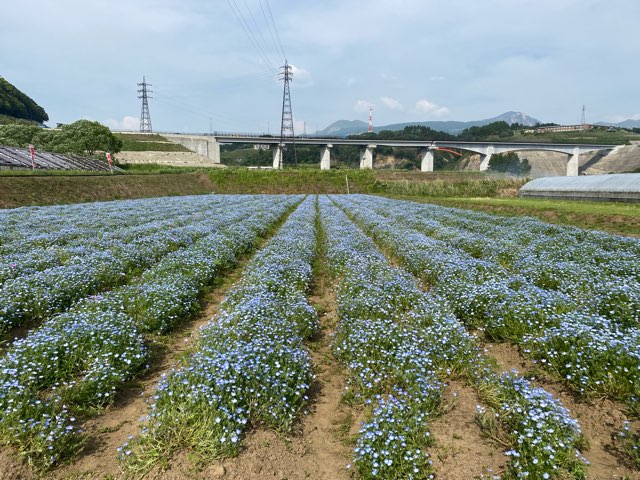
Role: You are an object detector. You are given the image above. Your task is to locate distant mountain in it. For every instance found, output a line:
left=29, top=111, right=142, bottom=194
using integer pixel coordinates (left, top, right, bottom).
left=318, top=111, right=541, bottom=137
left=321, top=119, right=368, bottom=136
left=596, top=119, right=640, bottom=129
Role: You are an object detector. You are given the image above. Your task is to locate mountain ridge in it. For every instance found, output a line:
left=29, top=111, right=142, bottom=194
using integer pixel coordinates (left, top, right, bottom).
left=319, top=111, right=540, bottom=137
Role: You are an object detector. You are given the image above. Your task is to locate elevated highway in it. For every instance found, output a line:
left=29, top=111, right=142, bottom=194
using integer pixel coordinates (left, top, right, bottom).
left=162, top=133, right=618, bottom=176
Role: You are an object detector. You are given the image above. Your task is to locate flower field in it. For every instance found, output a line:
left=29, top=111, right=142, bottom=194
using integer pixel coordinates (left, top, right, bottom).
left=0, top=194, right=638, bottom=479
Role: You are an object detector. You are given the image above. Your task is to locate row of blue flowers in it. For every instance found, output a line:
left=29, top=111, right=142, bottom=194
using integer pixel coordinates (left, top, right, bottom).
left=0, top=196, right=244, bottom=281
left=0, top=195, right=297, bottom=469
left=329, top=195, right=588, bottom=479
left=320, top=196, right=483, bottom=479
left=0, top=196, right=265, bottom=332
left=121, top=196, right=318, bottom=474
left=338, top=195, right=640, bottom=400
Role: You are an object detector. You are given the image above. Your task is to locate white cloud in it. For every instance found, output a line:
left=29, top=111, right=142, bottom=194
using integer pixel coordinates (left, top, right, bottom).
left=380, top=96, right=404, bottom=111
left=415, top=99, right=449, bottom=117
left=105, top=116, right=140, bottom=131
left=290, top=64, right=312, bottom=86
left=354, top=100, right=372, bottom=113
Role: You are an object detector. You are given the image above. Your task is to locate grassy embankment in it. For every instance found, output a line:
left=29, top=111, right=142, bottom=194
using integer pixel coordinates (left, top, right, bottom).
left=1, top=164, right=637, bottom=236
left=115, top=133, right=191, bottom=152
left=390, top=195, right=640, bottom=237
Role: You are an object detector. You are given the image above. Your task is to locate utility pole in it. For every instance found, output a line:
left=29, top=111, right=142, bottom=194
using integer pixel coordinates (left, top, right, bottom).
left=278, top=60, right=297, bottom=167
left=138, top=76, right=153, bottom=133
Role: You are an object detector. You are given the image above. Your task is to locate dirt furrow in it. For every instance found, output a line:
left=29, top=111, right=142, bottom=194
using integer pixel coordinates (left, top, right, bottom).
left=209, top=284, right=351, bottom=480
left=430, top=380, right=506, bottom=479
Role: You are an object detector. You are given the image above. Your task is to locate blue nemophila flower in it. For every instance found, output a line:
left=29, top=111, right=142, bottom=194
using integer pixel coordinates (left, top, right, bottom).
left=0, top=195, right=301, bottom=469
left=121, top=197, right=317, bottom=471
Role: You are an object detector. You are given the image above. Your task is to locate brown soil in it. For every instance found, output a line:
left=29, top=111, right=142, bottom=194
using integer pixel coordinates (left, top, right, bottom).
left=485, top=341, right=640, bottom=480
left=430, top=381, right=505, bottom=479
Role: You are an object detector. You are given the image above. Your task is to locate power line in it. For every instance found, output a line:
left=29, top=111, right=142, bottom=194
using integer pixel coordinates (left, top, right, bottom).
left=259, top=0, right=286, bottom=61
left=242, top=0, right=279, bottom=66
left=226, top=0, right=278, bottom=74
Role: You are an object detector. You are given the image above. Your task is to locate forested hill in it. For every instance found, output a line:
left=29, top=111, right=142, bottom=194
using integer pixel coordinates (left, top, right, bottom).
left=0, top=76, right=48, bottom=123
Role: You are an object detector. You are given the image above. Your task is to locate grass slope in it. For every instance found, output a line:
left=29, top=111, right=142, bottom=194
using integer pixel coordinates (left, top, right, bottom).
left=0, top=173, right=215, bottom=208
left=1, top=168, right=636, bottom=237
left=394, top=196, right=640, bottom=236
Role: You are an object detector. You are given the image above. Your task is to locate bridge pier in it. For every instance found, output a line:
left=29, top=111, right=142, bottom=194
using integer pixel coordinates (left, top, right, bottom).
left=359, top=145, right=376, bottom=169
left=567, top=147, right=580, bottom=176
left=479, top=145, right=495, bottom=171
left=320, top=144, right=332, bottom=170
left=419, top=148, right=434, bottom=172
left=271, top=145, right=283, bottom=169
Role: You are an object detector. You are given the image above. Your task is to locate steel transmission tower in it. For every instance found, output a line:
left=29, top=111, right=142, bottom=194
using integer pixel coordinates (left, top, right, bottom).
left=581, top=105, right=586, bottom=125
left=138, top=76, right=153, bottom=133
left=278, top=60, right=297, bottom=167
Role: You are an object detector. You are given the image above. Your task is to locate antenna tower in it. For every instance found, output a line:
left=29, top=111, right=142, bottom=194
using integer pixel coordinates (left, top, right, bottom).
left=581, top=105, right=586, bottom=125
left=368, top=106, right=374, bottom=133
left=138, top=76, right=153, bottom=133
left=278, top=60, right=296, bottom=167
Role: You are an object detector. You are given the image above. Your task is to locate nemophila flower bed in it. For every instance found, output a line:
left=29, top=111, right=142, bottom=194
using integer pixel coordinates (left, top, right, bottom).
left=346, top=195, right=640, bottom=330
left=337, top=195, right=639, bottom=340
left=0, top=195, right=234, bottom=257
left=522, top=314, right=640, bottom=399
left=121, top=197, right=318, bottom=474
left=0, top=196, right=264, bottom=332
left=320, top=196, right=482, bottom=480
left=0, top=196, right=298, bottom=469
left=0, top=204, right=236, bottom=286
left=327, top=195, right=588, bottom=478
left=478, top=373, right=587, bottom=480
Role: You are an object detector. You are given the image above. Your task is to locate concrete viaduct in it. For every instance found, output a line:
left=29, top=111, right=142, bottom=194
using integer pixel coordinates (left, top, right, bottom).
left=162, top=133, right=617, bottom=176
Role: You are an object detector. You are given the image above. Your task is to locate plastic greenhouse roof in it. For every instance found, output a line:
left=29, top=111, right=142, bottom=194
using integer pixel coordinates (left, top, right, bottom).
left=520, top=174, right=640, bottom=193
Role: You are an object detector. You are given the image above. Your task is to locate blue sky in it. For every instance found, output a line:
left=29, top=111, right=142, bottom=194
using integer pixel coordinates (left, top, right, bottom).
left=1, top=0, right=638, bottom=133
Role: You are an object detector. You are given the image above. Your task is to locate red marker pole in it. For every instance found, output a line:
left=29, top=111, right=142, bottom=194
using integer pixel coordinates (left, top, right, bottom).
left=29, top=144, right=35, bottom=170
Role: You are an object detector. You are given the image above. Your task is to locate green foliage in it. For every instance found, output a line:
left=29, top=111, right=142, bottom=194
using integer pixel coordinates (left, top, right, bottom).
left=0, top=77, right=48, bottom=123
left=49, top=120, right=122, bottom=156
left=0, top=119, right=122, bottom=156
left=488, top=152, right=531, bottom=175
left=0, top=123, right=42, bottom=147
left=458, top=121, right=514, bottom=141
left=378, top=177, right=527, bottom=197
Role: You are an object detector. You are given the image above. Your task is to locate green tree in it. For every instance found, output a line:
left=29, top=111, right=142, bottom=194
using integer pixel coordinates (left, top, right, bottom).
left=0, top=123, right=41, bottom=147
left=48, top=120, right=122, bottom=156
left=488, top=152, right=531, bottom=175
left=458, top=121, right=514, bottom=141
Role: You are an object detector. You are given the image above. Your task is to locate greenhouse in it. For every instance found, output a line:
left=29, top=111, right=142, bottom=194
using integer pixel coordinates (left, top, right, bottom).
left=518, top=173, right=640, bottom=203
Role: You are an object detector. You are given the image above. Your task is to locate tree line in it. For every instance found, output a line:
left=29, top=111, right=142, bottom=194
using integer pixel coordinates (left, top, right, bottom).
left=0, top=120, right=122, bottom=157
